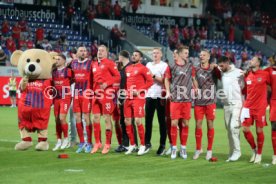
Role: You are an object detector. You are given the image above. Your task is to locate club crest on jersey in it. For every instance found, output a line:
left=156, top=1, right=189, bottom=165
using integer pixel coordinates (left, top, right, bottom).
left=134, top=70, right=138, bottom=74
left=93, top=68, right=97, bottom=72
left=126, top=73, right=130, bottom=77
left=257, top=77, right=262, bottom=82
left=272, top=71, right=276, bottom=75
left=100, top=65, right=105, bottom=69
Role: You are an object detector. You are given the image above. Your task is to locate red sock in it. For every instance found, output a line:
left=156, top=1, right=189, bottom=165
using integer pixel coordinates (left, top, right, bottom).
left=93, top=123, right=101, bottom=144
left=22, top=137, right=32, bottom=142
left=272, top=131, right=276, bottom=155
left=243, top=131, right=256, bottom=150
left=115, top=125, right=122, bottom=145
left=166, top=117, right=172, bottom=144
left=171, top=126, right=177, bottom=146
left=207, top=128, right=215, bottom=151
left=56, top=123, right=62, bottom=139
left=105, top=129, right=112, bottom=145
left=61, top=124, right=68, bottom=138
left=76, top=122, right=84, bottom=143
left=137, top=124, right=145, bottom=146
left=195, top=128, right=202, bottom=150
left=126, top=125, right=135, bottom=145
left=86, top=124, right=92, bottom=144
left=38, top=137, right=47, bottom=142
left=181, top=126, right=189, bottom=146
left=257, top=132, right=264, bottom=154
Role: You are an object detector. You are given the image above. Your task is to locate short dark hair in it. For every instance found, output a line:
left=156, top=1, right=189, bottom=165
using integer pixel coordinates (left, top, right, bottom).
left=134, top=50, right=143, bottom=57
left=119, top=50, right=130, bottom=58
left=252, top=56, right=263, bottom=66
left=58, top=53, right=66, bottom=61
left=218, top=56, right=231, bottom=64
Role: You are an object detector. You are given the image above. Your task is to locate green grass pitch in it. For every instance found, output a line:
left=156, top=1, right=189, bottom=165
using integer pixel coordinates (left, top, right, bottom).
left=0, top=107, right=275, bottom=184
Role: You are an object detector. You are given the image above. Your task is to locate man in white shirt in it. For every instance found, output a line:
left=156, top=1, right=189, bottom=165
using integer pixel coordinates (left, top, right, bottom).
left=218, top=56, right=244, bottom=162
left=145, top=48, right=168, bottom=155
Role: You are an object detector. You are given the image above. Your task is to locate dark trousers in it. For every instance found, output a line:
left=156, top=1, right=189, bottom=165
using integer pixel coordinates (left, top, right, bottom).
left=119, top=104, right=138, bottom=147
left=145, top=97, right=167, bottom=146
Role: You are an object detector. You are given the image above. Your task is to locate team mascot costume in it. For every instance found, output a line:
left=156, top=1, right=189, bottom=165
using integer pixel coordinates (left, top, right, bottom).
left=11, top=49, right=57, bottom=151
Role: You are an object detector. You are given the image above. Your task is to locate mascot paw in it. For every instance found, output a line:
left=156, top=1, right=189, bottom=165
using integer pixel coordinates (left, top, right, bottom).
left=15, top=141, right=33, bottom=151
left=35, top=141, right=49, bottom=151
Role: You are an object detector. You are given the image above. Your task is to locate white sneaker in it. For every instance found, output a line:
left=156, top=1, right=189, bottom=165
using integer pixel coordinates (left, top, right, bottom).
left=52, top=139, right=62, bottom=151
left=206, top=150, right=212, bottom=160
left=229, top=152, right=241, bottom=162
left=165, top=146, right=172, bottom=155
left=193, top=149, right=203, bottom=160
left=272, top=155, right=276, bottom=165
left=171, top=146, right=177, bottom=159
left=125, top=145, right=136, bottom=155
left=137, top=145, right=146, bottom=156
left=254, top=154, right=262, bottom=164
left=60, top=138, right=70, bottom=150
left=180, top=147, right=188, bottom=160
left=249, top=149, right=257, bottom=163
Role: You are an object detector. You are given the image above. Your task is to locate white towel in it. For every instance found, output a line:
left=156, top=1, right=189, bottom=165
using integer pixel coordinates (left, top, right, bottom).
left=240, top=107, right=250, bottom=123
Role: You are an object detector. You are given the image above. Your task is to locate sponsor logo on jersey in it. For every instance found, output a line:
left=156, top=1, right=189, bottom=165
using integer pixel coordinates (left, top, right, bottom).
left=28, top=82, right=43, bottom=88
left=75, top=73, right=85, bottom=78
left=54, top=81, right=64, bottom=85
left=199, top=73, right=206, bottom=79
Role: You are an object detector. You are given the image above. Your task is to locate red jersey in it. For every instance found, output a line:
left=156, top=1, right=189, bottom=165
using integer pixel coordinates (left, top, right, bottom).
left=36, top=28, right=44, bottom=41
left=125, top=63, right=153, bottom=98
left=26, top=40, right=34, bottom=49
left=12, top=25, right=21, bottom=40
left=91, top=58, right=120, bottom=94
left=19, top=79, right=52, bottom=109
left=244, top=69, right=270, bottom=110
left=1, top=22, right=9, bottom=34
left=114, top=4, right=121, bottom=16
left=52, top=67, right=73, bottom=99
left=70, top=59, right=93, bottom=97
left=6, top=38, right=16, bottom=52
left=265, top=67, right=276, bottom=100
left=19, top=40, right=26, bottom=49
left=19, top=20, right=27, bottom=32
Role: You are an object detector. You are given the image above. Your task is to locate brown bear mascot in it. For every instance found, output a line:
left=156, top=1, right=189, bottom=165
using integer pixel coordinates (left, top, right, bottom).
left=11, top=49, right=57, bottom=151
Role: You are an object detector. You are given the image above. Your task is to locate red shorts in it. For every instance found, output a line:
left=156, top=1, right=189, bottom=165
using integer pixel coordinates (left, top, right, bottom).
left=18, top=105, right=51, bottom=131
left=170, top=102, right=192, bottom=120
left=92, top=97, right=115, bottom=115
left=194, top=103, right=216, bottom=121
left=165, top=100, right=171, bottom=117
left=53, top=98, right=71, bottom=117
left=112, top=105, right=120, bottom=121
left=242, top=108, right=267, bottom=128
left=124, top=98, right=145, bottom=118
left=73, top=96, right=91, bottom=113
left=270, top=100, right=276, bottom=121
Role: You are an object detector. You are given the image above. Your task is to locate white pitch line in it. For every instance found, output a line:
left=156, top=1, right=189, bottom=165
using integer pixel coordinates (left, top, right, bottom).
left=64, top=169, right=84, bottom=172
left=0, top=139, right=19, bottom=143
